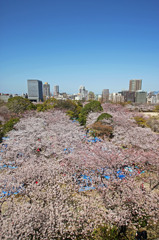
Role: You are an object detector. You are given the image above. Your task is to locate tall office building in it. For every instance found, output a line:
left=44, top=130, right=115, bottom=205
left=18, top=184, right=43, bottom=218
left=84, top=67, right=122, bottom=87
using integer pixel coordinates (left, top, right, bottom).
left=121, top=90, right=135, bottom=102
left=27, top=79, right=43, bottom=102
left=79, top=86, right=88, bottom=101
left=102, top=89, right=109, bottom=102
left=135, top=91, right=147, bottom=104
left=54, top=85, right=59, bottom=97
left=43, top=82, right=50, bottom=98
left=109, top=93, right=124, bottom=103
left=129, top=79, right=142, bottom=91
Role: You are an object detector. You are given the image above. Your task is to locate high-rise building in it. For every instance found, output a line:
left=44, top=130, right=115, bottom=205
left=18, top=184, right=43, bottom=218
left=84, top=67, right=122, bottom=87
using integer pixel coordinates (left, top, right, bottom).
left=147, top=92, right=159, bottom=104
left=54, top=85, right=59, bottom=97
left=102, top=89, right=109, bottom=102
left=109, top=93, right=124, bottom=103
left=27, top=79, right=43, bottom=102
left=43, top=82, right=50, bottom=99
left=135, top=91, right=147, bottom=104
left=121, top=90, right=135, bottom=102
left=129, top=79, right=142, bottom=91
left=79, top=86, right=88, bottom=101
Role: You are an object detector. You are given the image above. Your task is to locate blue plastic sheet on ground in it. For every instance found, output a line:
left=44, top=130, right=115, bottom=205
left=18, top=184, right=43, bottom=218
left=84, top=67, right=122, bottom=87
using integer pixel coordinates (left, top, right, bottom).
left=72, top=120, right=78, bottom=123
left=8, top=166, right=17, bottom=169
left=2, top=144, right=8, bottom=148
left=116, top=170, right=126, bottom=179
left=73, top=165, right=145, bottom=192
left=73, top=174, right=95, bottom=192
left=0, top=185, right=24, bottom=198
left=87, top=137, right=102, bottom=143
left=104, top=175, right=110, bottom=180
left=124, top=166, right=133, bottom=172
left=2, top=137, right=10, bottom=140
left=0, top=164, right=17, bottom=169
left=64, top=148, right=73, bottom=154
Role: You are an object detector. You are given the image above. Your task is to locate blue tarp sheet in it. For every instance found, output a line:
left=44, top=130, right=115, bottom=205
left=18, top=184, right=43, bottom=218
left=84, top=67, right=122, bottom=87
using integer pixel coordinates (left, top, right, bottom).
left=74, top=166, right=144, bottom=192
left=2, top=137, right=10, bottom=140
left=0, top=185, right=24, bottom=198
left=87, top=137, right=102, bottom=143
left=0, top=165, right=17, bottom=169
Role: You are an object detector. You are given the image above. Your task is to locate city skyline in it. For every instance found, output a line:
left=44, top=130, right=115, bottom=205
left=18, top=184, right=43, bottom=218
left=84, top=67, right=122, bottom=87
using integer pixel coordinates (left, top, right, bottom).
left=0, top=0, right=159, bottom=94
left=0, top=78, right=159, bottom=96
left=0, top=77, right=159, bottom=104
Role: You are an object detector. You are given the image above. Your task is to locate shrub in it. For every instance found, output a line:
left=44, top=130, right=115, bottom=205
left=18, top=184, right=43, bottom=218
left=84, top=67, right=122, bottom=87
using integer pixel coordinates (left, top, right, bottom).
left=36, top=99, right=82, bottom=115
left=0, top=118, right=19, bottom=142
left=26, top=104, right=37, bottom=110
left=92, top=225, right=119, bottom=240
left=36, top=103, right=49, bottom=112
left=79, top=101, right=103, bottom=125
left=7, top=97, right=35, bottom=113
left=36, top=98, right=57, bottom=112
left=2, top=118, right=19, bottom=135
left=96, top=113, right=112, bottom=122
left=66, top=105, right=82, bottom=120
left=90, top=121, right=113, bottom=138
left=84, top=100, right=103, bottom=113
left=134, top=116, right=147, bottom=128
left=55, top=99, right=77, bottom=111
left=153, top=105, right=159, bottom=112
left=45, top=98, right=57, bottom=106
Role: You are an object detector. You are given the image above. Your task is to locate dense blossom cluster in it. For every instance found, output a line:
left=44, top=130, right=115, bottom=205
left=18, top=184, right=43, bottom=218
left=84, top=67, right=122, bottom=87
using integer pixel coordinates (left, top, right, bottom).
left=0, top=105, right=159, bottom=239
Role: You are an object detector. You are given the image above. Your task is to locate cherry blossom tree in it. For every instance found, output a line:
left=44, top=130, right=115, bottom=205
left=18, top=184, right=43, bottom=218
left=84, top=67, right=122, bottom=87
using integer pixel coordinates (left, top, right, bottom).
left=0, top=107, right=158, bottom=239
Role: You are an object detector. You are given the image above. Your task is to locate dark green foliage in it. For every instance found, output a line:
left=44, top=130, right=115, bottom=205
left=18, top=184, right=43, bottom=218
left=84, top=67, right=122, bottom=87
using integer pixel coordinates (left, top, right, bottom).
left=55, top=99, right=78, bottom=110
left=36, top=99, right=83, bottom=121
left=78, top=101, right=103, bottom=125
left=96, top=113, right=112, bottom=122
left=36, top=103, right=49, bottom=112
left=2, top=118, right=19, bottom=135
left=62, top=100, right=82, bottom=119
left=44, top=98, right=58, bottom=106
left=78, top=112, right=88, bottom=125
left=26, top=104, right=37, bottom=110
left=66, top=105, right=82, bottom=120
left=0, top=118, right=19, bottom=142
left=82, top=100, right=103, bottom=114
left=36, top=99, right=82, bottom=117
left=36, top=98, right=57, bottom=112
left=7, top=97, right=35, bottom=113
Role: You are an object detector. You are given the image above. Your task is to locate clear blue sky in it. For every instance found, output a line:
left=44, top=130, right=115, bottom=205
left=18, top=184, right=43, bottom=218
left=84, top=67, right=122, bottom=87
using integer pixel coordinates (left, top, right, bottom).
left=0, top=0, right=159, bottom=94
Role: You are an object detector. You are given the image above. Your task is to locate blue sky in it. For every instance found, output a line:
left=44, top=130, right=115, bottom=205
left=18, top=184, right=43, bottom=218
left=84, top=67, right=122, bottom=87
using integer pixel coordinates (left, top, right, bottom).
left=0, top=0, right=159, bottom=94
